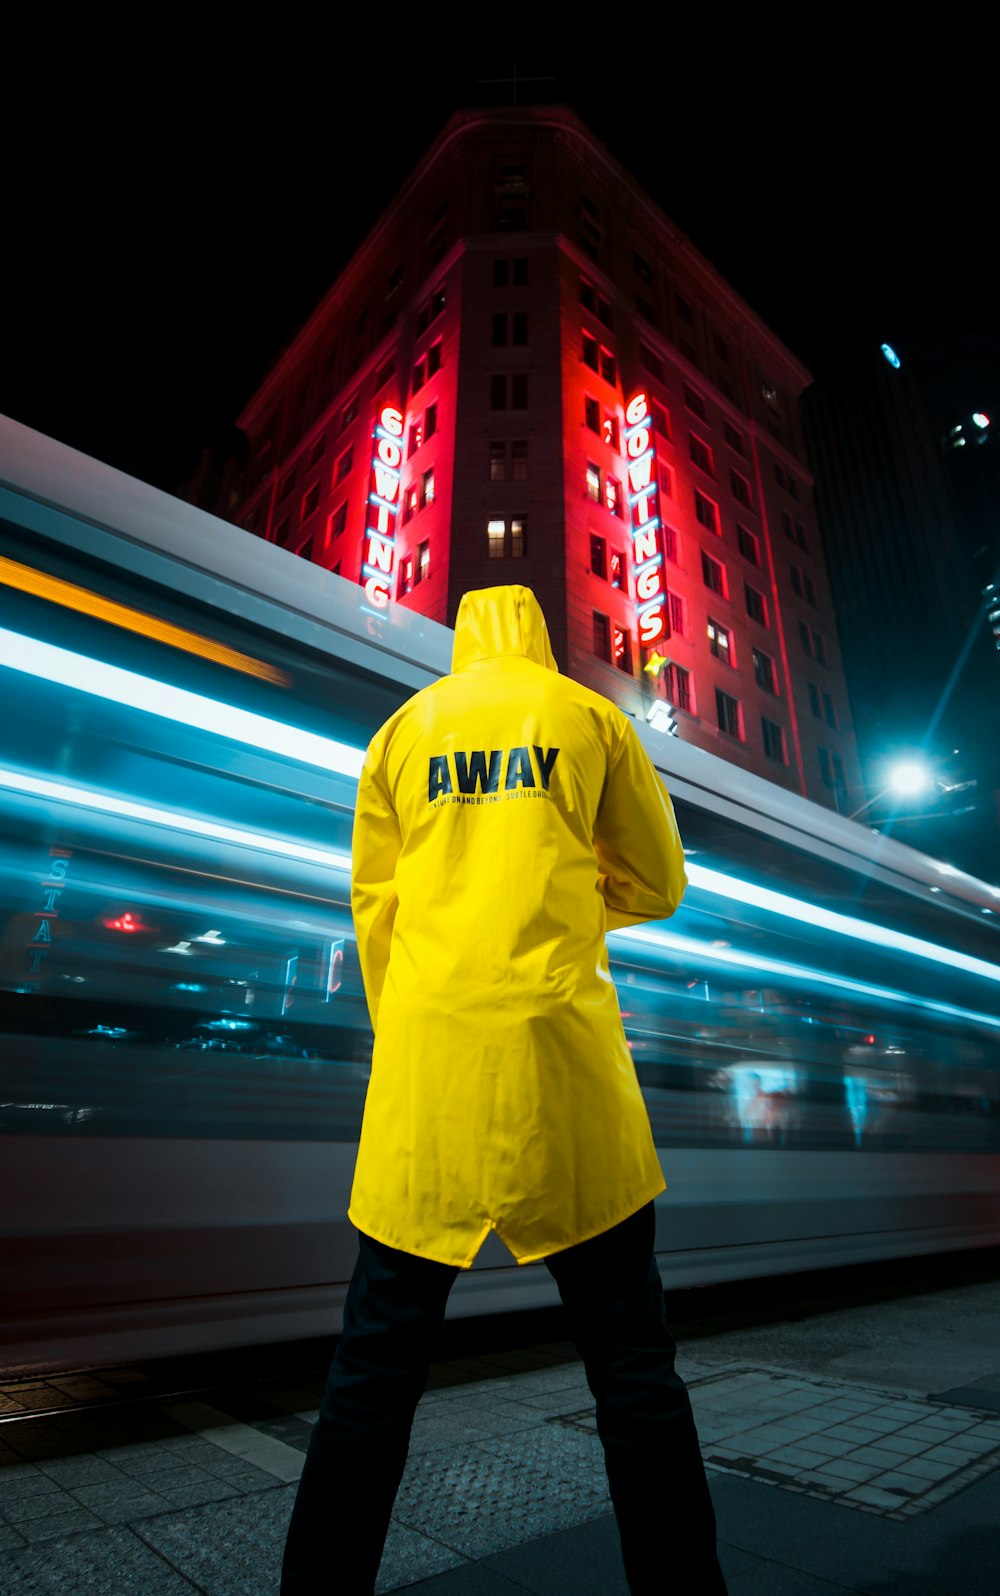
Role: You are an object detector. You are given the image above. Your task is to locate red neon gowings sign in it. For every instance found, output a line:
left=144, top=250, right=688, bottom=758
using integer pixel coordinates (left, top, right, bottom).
left=625, top=391, right=667, bottom=647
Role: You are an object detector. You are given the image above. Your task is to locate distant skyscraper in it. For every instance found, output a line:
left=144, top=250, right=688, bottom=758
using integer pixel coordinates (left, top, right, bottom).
left=214, top=105, right=862, bottom=811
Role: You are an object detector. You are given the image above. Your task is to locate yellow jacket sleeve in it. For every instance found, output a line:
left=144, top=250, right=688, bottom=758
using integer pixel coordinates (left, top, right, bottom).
left=595, top=716, right=687, bottom=930
left=350, top=727, right=402, bottom=1033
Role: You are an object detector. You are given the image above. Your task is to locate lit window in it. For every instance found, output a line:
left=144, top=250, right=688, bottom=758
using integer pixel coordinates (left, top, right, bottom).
left=707, top=618, right=732, bottom=662
left=610, top=551, right=625, bottom=591
left=400, top=556, right=413, bottom=596
left=614, top=626, right=633, bottom=674
left=417, top=541, right=430, bottom=582
left=408, top=422, right=423, bottom=459
left=603, top=411, right=620, bottom=450
left=487, top=518, right=506, bottom=559
left=511, top=441, right=528, bottom=481
left=585, top=396, right=600, bottom=433
left=421, top=468, right=435, bottom=508
left=583, top=331, right=599, bottom=370
left=511, top=516, right=526, bottom=558
left=689, top=434, right=713, bottom=474
left=590, top=534, right=607, bottom=579
left=586, top=463, right=601, bottom=502
left=490, top=441, right=505, bottom=482
left=605, top=476, right=622, bottom=517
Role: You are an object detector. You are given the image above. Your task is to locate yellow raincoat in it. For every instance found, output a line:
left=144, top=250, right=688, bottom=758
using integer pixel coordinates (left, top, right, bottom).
left=347, top=585, right=687, bottom=1267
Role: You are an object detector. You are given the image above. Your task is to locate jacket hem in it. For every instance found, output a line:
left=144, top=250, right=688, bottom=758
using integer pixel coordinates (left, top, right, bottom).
left=348, top=1207, right=490, bottom=1270
left=505, top=1176, right=667, bottom=1265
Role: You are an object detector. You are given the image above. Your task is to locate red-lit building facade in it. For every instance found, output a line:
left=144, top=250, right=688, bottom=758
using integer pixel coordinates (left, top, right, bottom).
left=231, top=106, right=860, bottom=809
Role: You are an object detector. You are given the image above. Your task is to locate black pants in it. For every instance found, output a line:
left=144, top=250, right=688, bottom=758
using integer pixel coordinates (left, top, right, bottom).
left=280, top=1203, right=727, bottom=1594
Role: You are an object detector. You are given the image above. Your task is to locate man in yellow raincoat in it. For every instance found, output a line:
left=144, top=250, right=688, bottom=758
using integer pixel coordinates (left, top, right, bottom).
left=282, top=586, right=727, bottom=1594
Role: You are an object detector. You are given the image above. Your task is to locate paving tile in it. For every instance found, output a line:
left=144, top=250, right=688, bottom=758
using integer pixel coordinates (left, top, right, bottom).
left=34, top=1456, right=125, bottom=1489
left=1, top=1522, right=199, bottom=1593
left=154, top=1479, right=243, bottom=1510
left=17, top=1508, right=106, bottom=1543
left=844, top=1444, right=910, bottom=1468
left=70, top=1484, right=172, bottom=1525
left=133, top=1482, right=307, bottom=1593
left=792, top=1435, right=854, bottom=1458
left=891, top=1455, right=963, bottom=1482
left=842, top=1483, right=909, bottom=1511
left=815, top=1458, right=882, bottom=1483
left=866, top=1433, right=928, bottom=1456
left=0, top=1465, right=64, bottom=1504
left=2, top=1487, right=76, bottom=1524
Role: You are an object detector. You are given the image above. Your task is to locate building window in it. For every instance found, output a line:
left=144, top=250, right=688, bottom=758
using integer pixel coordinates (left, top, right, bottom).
left=412, top=357, right=425, bottom=393
left=600, top=347, right=617, bottom=385
left=590, top=534, right=607, bottom=579
left=511, top=440, right=528, bottom=481
left=662, top=524, right=679, bottom=563
left=667, top=662, right=692, bottom=711
left=614, top=625, right=633, bottom=674
left=278, top=469, right=295, bottom=503
left=633, top=249, right=653, bottom=283
left=487, top=516, right=526, bottom=558
left=808, top=681, right=821, bottom=717
left=585, top=395, right=600, bottom=433
left=745, top=584, right=769, bottom=626
left=640, top=342, right=663, bottom=379
left=494, top=258, right=509, bottom=287
left=492, top=311, right=507, bottom=346
left=427, top=341, right=442, bottom=377
left=400, top=556, right=413, bottom=595
left=652, top=400, right=671, bottom=441
left=636, top=293, right=658, bottom=326
left=586, top=462, right=601, bottom=502
left=689, top=434, right=714, bottom=474
left=753, top=648, right=776, bottom=692
left=302, top=482, right=320, bottom=520
left=375, top=353, right=395, bottom=389
left=660, top=463, right=674, bottom=500
left=819, top=746, right=834, bottom=787
left=790, top=562, right=803, bottom=597
left=737, top=525, right=760, bottom=565
left=274, top=516, right=290, bottom=545
left=408, top=421, right=423, bottom=458
left=702, top=551, right=726, bottom=596
left=724, top=420, right=744, bottom=454
left=329, top=502, right=347, bottom=540
left=730, top=469, right=753, bottom=509
left=694, top=488, right=719, bottom=534
left=707, top=617, right=732, bottom=664
left=683, top=383, right=706, bottom=419
left=593, top=611, right=611, bottom=662
left=401, top=484, right=417, bottom=525
left=604, top=476, right=622, bottom=517
left=421, top=468, right=435, bottom=508
left=610, top=550, right=626, bottom=591
left=490, top=374, right=506, bottom=409
left=762, top=717, right=787, bottom=763
left=309, top=436, right=326, bottom=469
left=512, top=311, right=528, bottom=346
left=417, top=541, right=430, bottom=583
left=425, top=402, right=437, bottom=440
left=340, top=394, right=359, bottom=430
left=823, top=691, right=837, bottom=728
left=603, top=411, right=620, bottom=450
left=489, top=441, right=505, bottom=482
left=511, top=373, right=528, bottom=409
left=583, top=331, right=599, bottom=370
left=335, top=445, right=353, bottom=483
left=800, top=621, right=825, bottom=661
left=716, top=688, right=741, bottom=739
left=805, top=573, right=817, bottom=606
left=667, top=591, right=685, bottom=636
left=513, top=257, right=528, bottom=285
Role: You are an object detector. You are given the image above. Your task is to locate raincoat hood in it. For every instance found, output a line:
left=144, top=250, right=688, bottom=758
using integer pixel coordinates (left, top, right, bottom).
left=452, top=585, right=559, bottom=674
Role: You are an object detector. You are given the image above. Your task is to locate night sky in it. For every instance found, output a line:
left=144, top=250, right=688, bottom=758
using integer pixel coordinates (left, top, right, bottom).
left=4, top=38, right=994, bottom=495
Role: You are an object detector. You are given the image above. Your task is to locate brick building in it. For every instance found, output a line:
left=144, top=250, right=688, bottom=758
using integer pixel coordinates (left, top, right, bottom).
left=230, top=105, right=861, bottom=810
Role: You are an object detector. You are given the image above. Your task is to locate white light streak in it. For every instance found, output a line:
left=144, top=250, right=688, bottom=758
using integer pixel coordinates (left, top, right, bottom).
left=685, top=863, right=1000, bottom=985
left=0, top=628, right=364, bottom=778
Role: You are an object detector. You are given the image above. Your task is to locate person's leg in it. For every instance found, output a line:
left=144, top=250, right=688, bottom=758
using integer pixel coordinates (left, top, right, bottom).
left=280, top=1232, right=459, bottom=1596
left=544, top=1203, right=727, bottom=1595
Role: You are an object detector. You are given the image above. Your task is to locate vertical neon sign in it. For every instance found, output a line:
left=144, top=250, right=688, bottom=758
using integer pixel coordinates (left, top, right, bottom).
left=361, top=404, right=403, bottom=609
left=625, top=391, right=667, bottom=647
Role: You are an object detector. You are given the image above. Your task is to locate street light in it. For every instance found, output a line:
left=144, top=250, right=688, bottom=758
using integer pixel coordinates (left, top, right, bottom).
left=848, top=758, right=933, bottom=820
